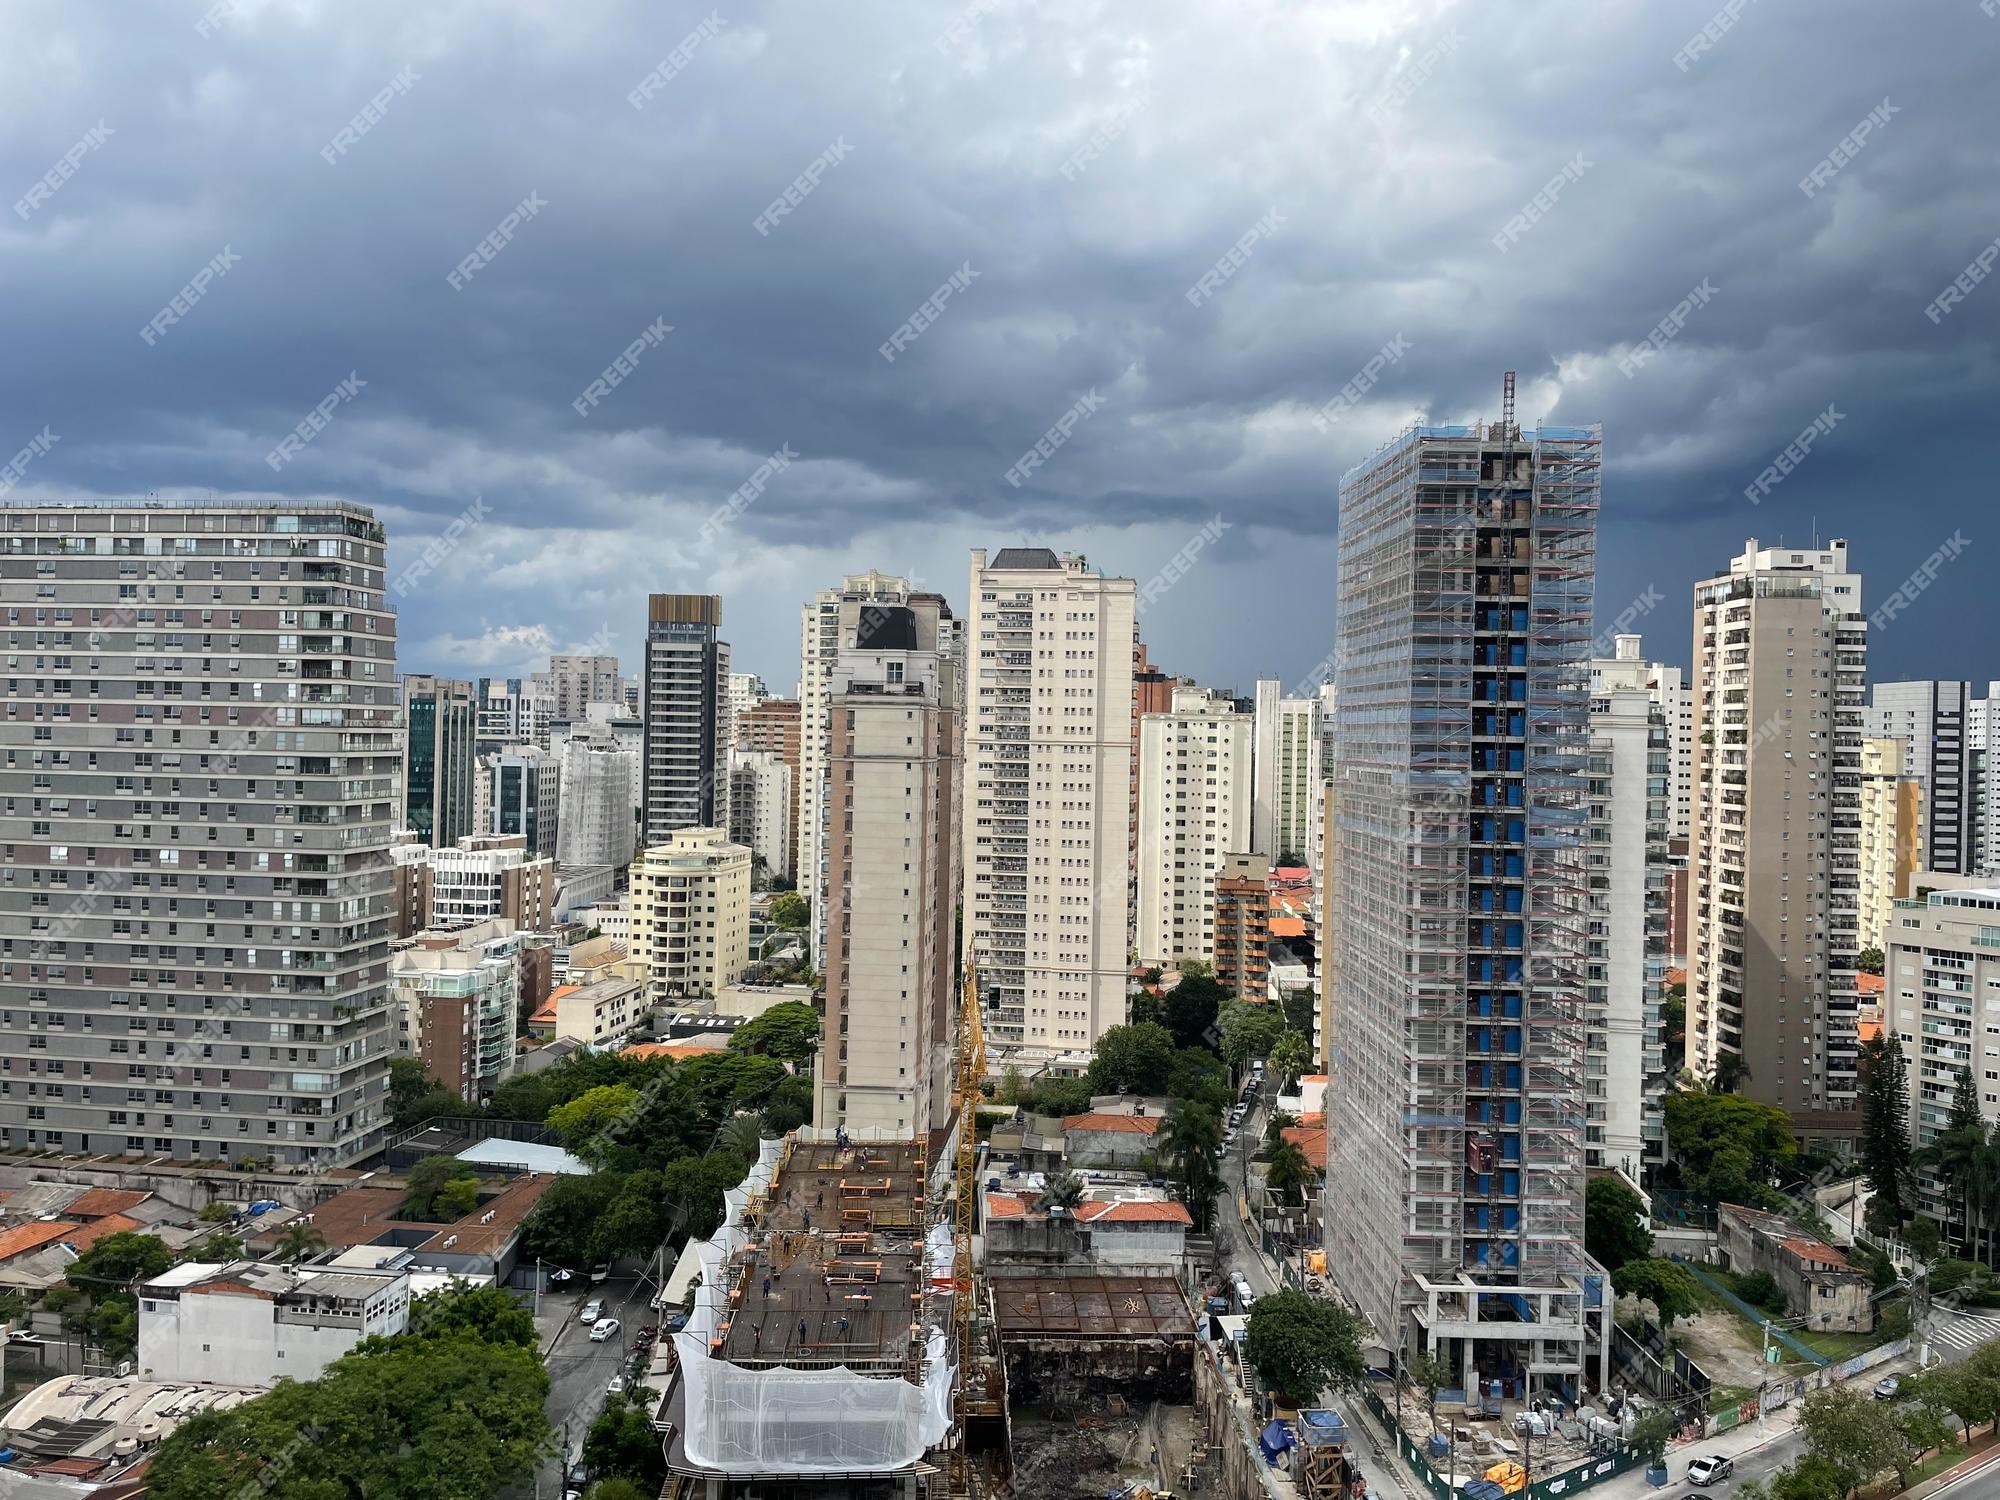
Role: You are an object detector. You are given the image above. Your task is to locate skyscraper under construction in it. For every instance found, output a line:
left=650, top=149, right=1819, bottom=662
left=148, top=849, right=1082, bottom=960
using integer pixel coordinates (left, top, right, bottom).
left=1326, top=380, right=1609, bottom=1391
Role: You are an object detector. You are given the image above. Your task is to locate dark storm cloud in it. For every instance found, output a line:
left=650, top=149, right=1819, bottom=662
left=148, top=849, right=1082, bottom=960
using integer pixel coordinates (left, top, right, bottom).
left=1, top=0, right=1994, bottom=688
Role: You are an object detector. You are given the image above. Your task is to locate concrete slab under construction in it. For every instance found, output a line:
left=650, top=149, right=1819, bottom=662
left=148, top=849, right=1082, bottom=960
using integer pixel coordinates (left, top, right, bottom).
left=990, top=1275, right=1193, bottom=1341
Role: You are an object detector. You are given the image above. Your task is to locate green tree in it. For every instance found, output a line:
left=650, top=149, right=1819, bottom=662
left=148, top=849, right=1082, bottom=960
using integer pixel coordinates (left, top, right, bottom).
left=1859, top=1034, right=1915, bottom=1219
left=1042, top=1171, right=1087, bottom=1211
left=1855, top=947, right=1885, bottom=976
left=728, top=1001, right=821, bottom=1069
left=401, top=1154, right=479, bottom=1220
left=1629, top=1407, right=1675, bottom=1469
left=1167, top=1047, right=1233, bottom=1119
left=717, top=1113, right=766, bottom=1163
left=997, top=1064, right=1025, bottom=1105
left=1243, top=1289, right=1368, bottom=1405
left=547, top=1085, right=643, bottom=1152
left=1086, top=1022, right=1178, bottom=1096
left=1268, top=1030, right=1312, bottom=1086
left=1162, top=970, right=1230, bottom=1051
left=432, top=1175, right=483, bottom=1220
left=191, top=1229, right=246, bottom=1261
left=388, top=1056, right=473, bottom=1128
left=400, top=1284, right=536, bottom=1348
left=521, top=1172, right=624, bottom=1267
left=762, top=1072, right=815, bottom=1135
left=1904, top=1215, right=1942, bottom=1262
left=583, top=1394, right=668, bottom=1491
left=197, top=1200, right=239, bottom=1223
left=770, top=891, right=809, bottom=930
left=1662, top=1090, right=1798, bottom=1197
left=1797, top=1383, right=1912, bottom=1494
left=272, top=1221, right=327, bottom=1263
left=1921, top=1358, right=2000, bottom=1443
left=1766, top=1454, right=1855, bottom=1500
left=1404, top=1349, right=1452, bottom=1433
left=1584, top=1175, right=1654, bottom=1272
left=144, top=1312, right=551, bottom=1499
left=586, top=1481, right=654, bottom=1500
left=69, top=1231, right=172, bottom=1290
left=1024, top=1075, right=1095, bottom=1118
left=1611, top=1257, right=1701, bottom=1331
left=1265, top=1137, right=1319, bottom=1206
left=1219, top=1000, right=1284, bottom=1075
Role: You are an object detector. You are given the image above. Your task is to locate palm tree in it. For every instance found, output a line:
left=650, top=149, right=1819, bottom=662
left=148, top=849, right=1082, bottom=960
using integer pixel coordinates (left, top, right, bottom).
left=1265, top=1137, right=1319, bottom=1207
left=1041, top=1172, right=1087, bottom=1212
left=272, top=1221, right=326, bottom=1264
left=717, top=1113, right=766, bottom=1164
left=1158, top=1102, right=1224, bottom=1231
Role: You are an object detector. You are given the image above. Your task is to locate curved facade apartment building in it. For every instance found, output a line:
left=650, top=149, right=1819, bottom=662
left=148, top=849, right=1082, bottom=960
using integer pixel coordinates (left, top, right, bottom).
left=0, top=502, right=400, bottom=1166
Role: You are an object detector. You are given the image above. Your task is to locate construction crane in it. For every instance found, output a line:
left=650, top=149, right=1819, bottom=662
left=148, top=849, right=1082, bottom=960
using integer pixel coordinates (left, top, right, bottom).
left=944, top=961, right=987, bottom=1497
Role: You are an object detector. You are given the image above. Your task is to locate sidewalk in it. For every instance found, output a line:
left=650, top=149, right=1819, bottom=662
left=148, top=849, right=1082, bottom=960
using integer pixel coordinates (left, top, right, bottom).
left=1899, top=1433, right=2000, bottom=1500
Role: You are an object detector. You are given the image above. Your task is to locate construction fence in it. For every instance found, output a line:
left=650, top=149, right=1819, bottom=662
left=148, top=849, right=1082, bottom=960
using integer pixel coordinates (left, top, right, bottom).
left=1357, top=1385, right=1646, bottom=1500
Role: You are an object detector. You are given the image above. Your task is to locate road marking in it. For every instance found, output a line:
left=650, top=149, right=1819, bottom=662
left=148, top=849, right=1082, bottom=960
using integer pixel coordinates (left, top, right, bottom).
left=1930, top=1315, right=2000, bottom=1351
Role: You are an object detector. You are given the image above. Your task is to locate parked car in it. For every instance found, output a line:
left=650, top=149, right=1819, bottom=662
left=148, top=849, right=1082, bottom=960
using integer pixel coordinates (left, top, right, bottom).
left=1874, top=1375, right=1903, bottom=1401
left=589, top=1317, right=621, bottom=1343
left=579, top=1299, right=605, bottom=1324
left=1687, top=1455, right=1734, bottom=1486
left=666, top=1312, right=690, bottom=1333
left=607, top=1375, right=625, bottom=1396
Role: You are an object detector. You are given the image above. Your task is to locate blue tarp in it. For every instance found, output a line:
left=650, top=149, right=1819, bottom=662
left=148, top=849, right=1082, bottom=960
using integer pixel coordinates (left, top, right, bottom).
left=1260, top=1420, right=1296, bottom=1464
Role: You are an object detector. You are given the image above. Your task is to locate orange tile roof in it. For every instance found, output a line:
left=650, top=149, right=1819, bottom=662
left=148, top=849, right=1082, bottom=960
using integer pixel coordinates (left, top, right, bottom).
left=1780, top=1235, right=1850, bottom=1270
left=622, top=1041, right=713, bottom=1060
left=1665, top=967, right=1687, bottom=987
left=1857, top=1018, right=1883, bottom=1043
left=1281, top=1125, right=1329, bottom=1170
left=63, top=1188, right=149, bottom=1221
left=1273, top=866, right=1310, bottom=883
left=1298, top=1112, right=1326, bottom=1127
left=1076, top=1199, right=1193, bottom=1226
left=59, top=1214, right=145, bottom=1255
left=1857, top=972, right=1885, bottom=996
left=0, top=1220, right=80, bottom=1263
left=1300, top=1074, right=1329, bottom=1084
left=985, top=1194, right=1028, bottom=1219
left=1269, top=917, right=1307, bottom=939
left=1062, top=1112, right=1159, bottom=1136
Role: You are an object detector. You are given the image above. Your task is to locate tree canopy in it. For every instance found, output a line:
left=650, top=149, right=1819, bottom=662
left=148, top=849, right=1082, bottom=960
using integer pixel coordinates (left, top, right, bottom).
left=1268, top=1030, right=1313, bottom=1085
left=145, top=1285, right=552, bottom=1500
left=1661, top=1089, right=1797, bottom=1199
left=1611, top=1257, right=1701, bottom=1330
left=1244, top=1289, right=1368, bottom=1405
left=1086, top=1022, right=1178, bottom=1096
left=1219, top=1000, right=1284, bottom=1073
left=729, top=1001, right=822, bottom=1068
left=769, top=891, right=809, bottom=929
left=585, top=1394, right=668, bottom=1494
left=1859, top=1034, right=1915, bottom=1220
left=1584, top=1174, right=1654, bottom=1272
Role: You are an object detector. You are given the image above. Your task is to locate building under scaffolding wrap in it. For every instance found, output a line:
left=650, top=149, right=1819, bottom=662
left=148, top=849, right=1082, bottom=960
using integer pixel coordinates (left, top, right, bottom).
left=1325, top=392, right=1611, bottom=1398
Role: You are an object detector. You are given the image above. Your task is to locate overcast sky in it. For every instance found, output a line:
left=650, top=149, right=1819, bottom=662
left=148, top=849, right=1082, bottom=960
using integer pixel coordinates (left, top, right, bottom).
left=4, top=0, right=1995, bottom=696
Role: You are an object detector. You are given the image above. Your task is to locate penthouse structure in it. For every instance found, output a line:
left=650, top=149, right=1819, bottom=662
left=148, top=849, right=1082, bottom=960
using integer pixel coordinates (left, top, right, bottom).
left=0, top=501, right=399, bottom=1167
left=1325, top=389, right=1607, bottom=1385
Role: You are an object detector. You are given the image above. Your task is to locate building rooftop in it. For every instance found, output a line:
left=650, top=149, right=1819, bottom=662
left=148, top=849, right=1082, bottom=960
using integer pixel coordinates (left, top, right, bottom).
left=988, top=546, right=1062, bottom=570
left=1721, top=1202, right=1856, bottom=1272
left=0, top=1220, right=81, bottom=1264
left=0, top=1375, right=262, bottom=1484
left=269, top=1172, right=556, bottom=1263
left=989, top=1274, right=1194, bottom=1340
left=1062, top=1112, right=1158, bottom=1136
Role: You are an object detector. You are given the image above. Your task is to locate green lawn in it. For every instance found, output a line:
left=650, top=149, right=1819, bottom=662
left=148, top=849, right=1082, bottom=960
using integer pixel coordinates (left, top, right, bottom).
left=1794, top=1300, right=1910, bottom=1361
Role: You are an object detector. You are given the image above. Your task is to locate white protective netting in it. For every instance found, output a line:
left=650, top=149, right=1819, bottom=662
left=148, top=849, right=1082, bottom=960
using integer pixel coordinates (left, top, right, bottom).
left=674, top=1135, right=955, bottom=1473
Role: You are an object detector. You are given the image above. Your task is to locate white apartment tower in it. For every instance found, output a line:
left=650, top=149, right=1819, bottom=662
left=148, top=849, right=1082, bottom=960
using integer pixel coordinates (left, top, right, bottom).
left=728, top=748, right=793, bottom=883
left=557, top=720, right=638, bottom=872
left=1137, top=685, right=1253, bottom=967
left=816, top=600, right=961, bottom=1135
left=532, top=653, right=625, bottom=730
left=799, top=572, right=917, bottom=963
left=1588, top=635, right=1672, bottom=1182
left=1688, top=539, right=1867, bottom=1132
left=963, top=548, right=1136, bottom=1059
left=1251, top=679, right=1322, bottom=864
left=628, top=828, right=752, bottom=1002
left=0, top=501, right=400, bottom=1166
left=1867, top=681, right=1975, bottom=876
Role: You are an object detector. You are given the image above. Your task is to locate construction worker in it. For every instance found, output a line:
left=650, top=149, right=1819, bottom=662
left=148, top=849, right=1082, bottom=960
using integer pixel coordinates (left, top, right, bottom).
left=798, top=1317, right=808, bottom=1341
left=763, top=1275, right=771, bottom=1297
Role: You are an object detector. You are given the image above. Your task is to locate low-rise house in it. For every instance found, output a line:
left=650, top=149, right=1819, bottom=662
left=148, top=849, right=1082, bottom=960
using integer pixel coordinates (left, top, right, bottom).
left=137, top=1261, right=412, bottom=1387
left=1062, top=1111, right=1160, bottom=1169
left=1717, top=1202, right=1873, bottom=1333
left=987, top=1112, right=1066, bottom=1176
left=983, top=1188, right=1191, bottom=1270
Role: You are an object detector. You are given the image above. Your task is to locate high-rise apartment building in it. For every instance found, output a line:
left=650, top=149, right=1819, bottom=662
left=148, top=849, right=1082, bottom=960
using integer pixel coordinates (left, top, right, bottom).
left=0, top=501, right=399, bottom=1166
left=1136, top=685, right=1253, bottom=967
left=1213, top=852, right=1271, bottom=1003
left=475, top=678, right=548, bottom=754
left=532, top=653, right=624, bottom=730
left=400, top=675, right=476, bottom=847
left=642, top=595, right=730, bottom=843
left=727, top=671, right=769, bottom=723
left=485, top=744, right=557, bottom=858
left=396, top=833, right=557, bottom=934
left=737, top=698, right=802, bottom=879
left=1868, top=681, right=1974, bottom=876
left=727, top=748, right=793, bottom=883
left=1858, top=736, right=1925, bottom=953
left=1971, top=686, right=2000, bottom=877
left=557, top=720, right=637, bottom=872
left=963, top=547, right=1136, bottom=1059
left=1688, top=539, right=1867, bottom=1133
left=628, top=828, right=751, bottom=1002
left=816, top=602, right=961, bottom=1135
left=1251, top=681, right=1321, bottom=863
left=1325, top=403, right=1605, bottom=1381
left=1588, top=635, right=1672, bottom=1183
left=799, top=573, right=918, bottom=963
left=391, top=920, right=523, bottom=1102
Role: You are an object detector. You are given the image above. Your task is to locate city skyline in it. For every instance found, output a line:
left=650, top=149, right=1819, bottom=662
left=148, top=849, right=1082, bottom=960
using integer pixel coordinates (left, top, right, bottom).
left=1, top=1, right=1991, bottom=699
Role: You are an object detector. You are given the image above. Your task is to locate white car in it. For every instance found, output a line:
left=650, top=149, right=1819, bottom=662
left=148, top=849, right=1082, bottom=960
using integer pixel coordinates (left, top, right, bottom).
left=589, top=1317, right=621, bottom=1343
left=1687, top=1455, right=1734, bottom=1486
left=607, top=1375, right=626, bottom=1396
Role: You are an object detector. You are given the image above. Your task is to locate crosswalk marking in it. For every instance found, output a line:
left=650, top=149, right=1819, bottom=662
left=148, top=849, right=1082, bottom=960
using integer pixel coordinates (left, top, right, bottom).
left=1930, top=1315, right=2000, bottom=1351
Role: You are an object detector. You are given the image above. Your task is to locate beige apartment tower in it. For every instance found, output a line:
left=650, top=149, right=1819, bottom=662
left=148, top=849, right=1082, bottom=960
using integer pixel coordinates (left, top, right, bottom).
left=963, top=547, right=1136, bottom=1061
left=1688, top=539, right=1867, bottom=1133
left=628, top=827, right=751, bottom=1002
left=1858, top=736, right=1924, bottom=953
left=814, top=599, right=961, bottom=1136
left=1136, top=685, right=1253, bottom=967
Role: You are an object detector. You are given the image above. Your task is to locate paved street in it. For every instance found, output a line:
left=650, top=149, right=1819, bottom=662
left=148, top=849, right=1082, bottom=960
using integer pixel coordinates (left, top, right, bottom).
left=1928, top=1309, right=2000, bottom=1361
left=532, top=1274, right=648, bottom=1494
